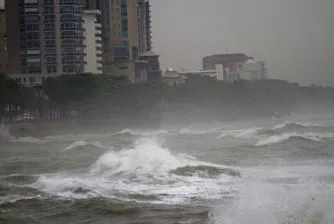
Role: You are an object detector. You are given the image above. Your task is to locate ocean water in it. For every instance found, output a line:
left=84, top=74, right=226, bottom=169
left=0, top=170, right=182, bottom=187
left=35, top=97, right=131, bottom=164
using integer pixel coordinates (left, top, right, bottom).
left=0, top=113, right=334, bottom=224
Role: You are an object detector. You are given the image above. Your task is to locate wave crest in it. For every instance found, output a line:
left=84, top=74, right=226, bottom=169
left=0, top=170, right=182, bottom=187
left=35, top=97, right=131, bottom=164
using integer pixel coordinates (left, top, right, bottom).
left=115, top=129, right=168, bottom=137
left=30, top=138, right=237, bottom=204
left=171, top=165, right=241, bottom=178
left=61, top=140, right=112, bottom=153
left=273, top=121, right=328, bottom=130
left=216, top=127, right=263, bottom=139
left=256, top=132, right=334, bottom=146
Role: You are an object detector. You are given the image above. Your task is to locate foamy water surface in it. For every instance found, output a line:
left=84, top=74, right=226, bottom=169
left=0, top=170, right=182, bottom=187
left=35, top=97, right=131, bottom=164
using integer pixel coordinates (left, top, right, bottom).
left=0, top=113, right=334, bottom=223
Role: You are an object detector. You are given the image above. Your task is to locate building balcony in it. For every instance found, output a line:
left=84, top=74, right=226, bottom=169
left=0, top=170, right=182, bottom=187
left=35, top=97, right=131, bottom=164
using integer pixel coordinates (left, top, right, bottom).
left=95, top=29, right=102, bottom=35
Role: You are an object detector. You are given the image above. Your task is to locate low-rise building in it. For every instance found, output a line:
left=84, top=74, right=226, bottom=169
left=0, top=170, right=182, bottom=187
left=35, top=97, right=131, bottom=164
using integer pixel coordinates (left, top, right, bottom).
left=9, top=73, right=43, bottom=87
left=139, top=51, right=162, bottom=83
left=239, top=60, right=267, bottom=81
left=162, top=68, right=185, bottom=86
left=109, top=60, right=149, bottom=84
left=178, top=64, right=224, bottom=81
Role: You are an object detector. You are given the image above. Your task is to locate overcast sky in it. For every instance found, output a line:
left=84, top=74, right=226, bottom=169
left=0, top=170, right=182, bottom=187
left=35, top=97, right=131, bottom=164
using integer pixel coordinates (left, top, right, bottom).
left=1, top=0, right=333, bottom=86
left=150, top=0, right=334, bottom=86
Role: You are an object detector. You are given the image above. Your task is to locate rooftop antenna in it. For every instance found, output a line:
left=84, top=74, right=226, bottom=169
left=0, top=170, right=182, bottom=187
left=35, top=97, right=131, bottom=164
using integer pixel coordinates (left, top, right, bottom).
left=225, top=36, right=228, bottom=54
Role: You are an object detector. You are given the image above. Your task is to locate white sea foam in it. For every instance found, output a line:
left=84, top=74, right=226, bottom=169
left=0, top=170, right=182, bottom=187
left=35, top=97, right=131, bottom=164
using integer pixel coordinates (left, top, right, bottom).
left=272, top=121, right=329, bottom=130
left=210, top=164, right=334, bottom=224
left=115, top=129, right=168, bottom=137
left=178, top=127, right=220, bottom=135
left=30, top=138, right=237, bottom=204
left=255, top=132, right=334, bottom=146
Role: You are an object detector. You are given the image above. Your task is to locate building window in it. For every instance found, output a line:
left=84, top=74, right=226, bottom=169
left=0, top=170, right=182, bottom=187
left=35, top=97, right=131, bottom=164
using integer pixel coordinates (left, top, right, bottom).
left=15, top=78, right=22, bottom=84
left=47, top=65, right=57, bottom=73
left=29, top=77, right=36, bottom=84
left=114, top=47, right=129, bottom=61
left=27, top=65, right=41, bottom=73
left=132, top=47, right=138, bottom=60
left=44, top=0, right=54, bottom=5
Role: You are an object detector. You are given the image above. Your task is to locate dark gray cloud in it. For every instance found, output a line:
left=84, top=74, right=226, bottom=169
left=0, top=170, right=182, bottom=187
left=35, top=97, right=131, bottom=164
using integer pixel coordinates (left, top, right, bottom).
left=151, top=0, right=334, bottom=86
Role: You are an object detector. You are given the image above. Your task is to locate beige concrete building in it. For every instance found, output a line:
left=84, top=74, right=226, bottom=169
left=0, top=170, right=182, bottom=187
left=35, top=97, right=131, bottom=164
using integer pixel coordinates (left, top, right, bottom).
left=88, top=0, right=154, bottom=82
left=162, top=69, right=185, bottom=86
left=0, top=7, right=8, bottom=73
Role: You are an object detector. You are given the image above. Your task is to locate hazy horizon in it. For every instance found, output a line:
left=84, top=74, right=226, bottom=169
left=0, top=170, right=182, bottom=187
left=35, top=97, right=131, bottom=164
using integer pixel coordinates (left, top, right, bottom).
left=1, top=0, right=333, bottom=86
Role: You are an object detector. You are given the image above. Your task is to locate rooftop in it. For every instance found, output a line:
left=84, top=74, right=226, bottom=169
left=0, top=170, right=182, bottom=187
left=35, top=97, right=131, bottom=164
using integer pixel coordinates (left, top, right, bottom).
left=204, top=53, right=253, bottom=60
left=140, top=51, right=159, bottom=57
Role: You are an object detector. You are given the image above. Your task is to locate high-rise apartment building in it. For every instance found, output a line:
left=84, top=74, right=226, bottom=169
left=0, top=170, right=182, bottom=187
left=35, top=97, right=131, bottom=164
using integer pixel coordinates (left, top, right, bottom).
left=0, top=7, right=8, bottom=73
left=137, top=0, right=151, bottom=52
left=83, top=10, right=103, bottom=74
left=88, top=0, right=154, bottom=79
left=6, top=0, right=86, bottom=76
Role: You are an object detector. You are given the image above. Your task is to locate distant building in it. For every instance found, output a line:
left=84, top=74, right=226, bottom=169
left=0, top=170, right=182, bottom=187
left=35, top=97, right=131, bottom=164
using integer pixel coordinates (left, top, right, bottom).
left=203, top=53, right=253, bottom=72
left=178, top=64, right=224, bottom=81
left=107, top=60, right=149, bottom=83
left=83, top=10, right=103, bottom=74
left=0, top=7, right=7, bottom=73
left=179, top=70, right=218, bottom=78
left=162, top=68, right=185, bottom=86
left=239, top=60, right=267, bottom=81
left=139, top=50, right=162, bottom=83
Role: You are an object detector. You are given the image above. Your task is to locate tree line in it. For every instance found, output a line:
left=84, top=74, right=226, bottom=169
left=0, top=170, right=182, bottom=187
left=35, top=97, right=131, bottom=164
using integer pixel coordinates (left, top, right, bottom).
left=1, top=73, right=333, bottom=124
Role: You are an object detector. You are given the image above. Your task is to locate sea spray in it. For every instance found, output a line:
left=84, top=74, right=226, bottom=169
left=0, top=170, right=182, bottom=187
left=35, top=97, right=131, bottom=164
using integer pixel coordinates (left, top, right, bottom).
left=30, top=138, right=238, bottom=204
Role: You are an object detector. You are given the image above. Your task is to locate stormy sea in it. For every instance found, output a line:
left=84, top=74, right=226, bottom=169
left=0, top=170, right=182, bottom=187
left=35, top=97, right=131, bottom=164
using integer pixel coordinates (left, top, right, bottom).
left=0, top=113, right=334, bottom=224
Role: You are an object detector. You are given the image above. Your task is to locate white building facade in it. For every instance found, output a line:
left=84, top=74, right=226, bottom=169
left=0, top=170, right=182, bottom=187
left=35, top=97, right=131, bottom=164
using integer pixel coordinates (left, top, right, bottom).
left=239, top=61, right=267, bottom=81
left=178, top=64, right=224, bottom=81
left=83, top=10, right=102, bottom=74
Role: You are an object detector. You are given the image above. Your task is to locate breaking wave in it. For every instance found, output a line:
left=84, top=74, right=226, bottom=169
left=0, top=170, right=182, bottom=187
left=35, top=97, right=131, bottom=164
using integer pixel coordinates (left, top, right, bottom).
left=216, top=121, right=333, bottom=141
left=30, top=138, right=238, bottom=204
left=11, top=136, right=46, bottom=144
left=115, top=129, right=168, bottom=137
left=62, top=140, right=110, bottom=152
left=0, top=195, right=43, bottom=206
left=273, top=121, right=330, bottom=130
left=216, top=127, right=264, bottom=139
left=0, top=174, right=39, bottom=185
left=256, top=132, right=334, bottom=146
left=171, top=165, right=241, bottom=178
